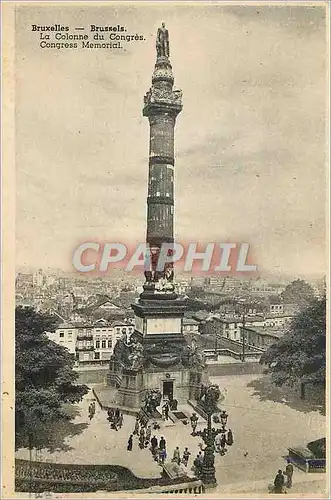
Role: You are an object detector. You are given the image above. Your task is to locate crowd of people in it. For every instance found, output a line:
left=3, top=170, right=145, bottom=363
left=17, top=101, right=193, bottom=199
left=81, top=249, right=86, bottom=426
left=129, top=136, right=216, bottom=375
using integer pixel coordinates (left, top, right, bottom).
left=126, top=416, right=196, bottom=469
left=107, top=407, right=124, bottom=431
left=214, top=429, right=233, bottom=455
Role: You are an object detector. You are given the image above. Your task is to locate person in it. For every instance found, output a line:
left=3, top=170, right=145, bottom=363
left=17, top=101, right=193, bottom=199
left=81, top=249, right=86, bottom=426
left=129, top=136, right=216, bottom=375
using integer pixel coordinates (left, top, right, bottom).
left=127, top=434, right=133, bottom=451
left=107, top=408, right=114, bottom=422
left=214, top=433, right=222, bottom=453
left=159, top=447, right=167, bottom=464
left=171, top=398, right=178, bottom=411
left=151, top=435, right=158, bottom=454
left=182, top=447, right=191, bottom=467
left=164, top=403, right=169, bottom=420
left=172, top=446, right=181, bottom=465
left=88, top=403, right=94, bottom=420
left=133, top=417, right=139, bottom=435
left=284, top=460, right=294, bottom=489
left=193, top=455, right=203, bottom=476
left=226, top=429, right=234, bottom=446
left=115, top=407, right=120, bottom=419
left=198, top=451, right=204, bottom=468
left=190, top=413, right=198, bottom=435
left=274, top=469, right=285, bottom=494
left=159, top=436, right=166, bottom=450
left=118, top=412, right=123, bottom=428
left=145, top=425, right=152, bottom=444
left=139, top=428, right=145, bottom=449
left=220, top=434, right=227, bottom=455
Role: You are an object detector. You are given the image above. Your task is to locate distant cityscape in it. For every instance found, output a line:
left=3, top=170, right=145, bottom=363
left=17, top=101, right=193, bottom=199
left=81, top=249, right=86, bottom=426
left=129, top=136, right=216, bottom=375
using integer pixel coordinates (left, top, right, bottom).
left=15, top=267, right=326, bottom=368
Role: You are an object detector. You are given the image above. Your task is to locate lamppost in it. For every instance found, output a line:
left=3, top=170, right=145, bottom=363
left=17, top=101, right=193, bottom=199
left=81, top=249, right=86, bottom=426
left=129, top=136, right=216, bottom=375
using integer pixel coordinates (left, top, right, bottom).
left=195, top=384, right=227, bottom=486
left=241, top=311, right=246, bottom=362
left=237, top=299, right=247, bottom=362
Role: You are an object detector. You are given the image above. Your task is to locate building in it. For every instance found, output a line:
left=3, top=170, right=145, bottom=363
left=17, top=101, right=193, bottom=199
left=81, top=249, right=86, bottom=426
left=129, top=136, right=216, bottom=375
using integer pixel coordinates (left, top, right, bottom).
left=46, top=318, right=136, bottom=366
left=242, top=325, right=284, bottom=350
left=91, top=322, right=115, bottom=364
left=46, top=322, right=78, bottom=355
left=202, top=312, right=293, bottom=343
left=76, top=324, right=95, bottom=363
left=33, top=268, right=44, bottom=288
left=269, top=303, right=284, bottom=314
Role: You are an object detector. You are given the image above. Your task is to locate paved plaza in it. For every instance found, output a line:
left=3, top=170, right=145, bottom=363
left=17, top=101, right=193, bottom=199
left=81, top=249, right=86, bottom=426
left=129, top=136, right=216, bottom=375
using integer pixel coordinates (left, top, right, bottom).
left=16, top=374, right=327, bottom=495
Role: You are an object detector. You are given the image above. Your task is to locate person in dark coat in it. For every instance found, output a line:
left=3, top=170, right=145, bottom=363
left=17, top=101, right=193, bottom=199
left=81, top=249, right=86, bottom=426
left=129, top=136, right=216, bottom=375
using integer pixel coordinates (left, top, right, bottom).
left=226, top=429, right=234, bottom=446
left=151, top=435, right=158, bottom=454
left=115, top=407, right=120, bottom=419
left=159, top=436, right=166, bottom=450
left=193, top=455, right=203, bottom=476
left=133, top=418, right=139, bottom=435
left=274, top=469, right=285, bottom=493
left=127, top=434, right=133, bottom=451
left=190, top=413, right=198, bottom=435
left=139, top=427, right=145, bottom=449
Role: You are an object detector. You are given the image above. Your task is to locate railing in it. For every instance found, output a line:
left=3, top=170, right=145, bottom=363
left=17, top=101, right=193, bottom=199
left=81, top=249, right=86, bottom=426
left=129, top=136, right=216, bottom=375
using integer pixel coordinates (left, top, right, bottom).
left=124, top=480, right=204, bottom=495
left=15, top=460, right=203, bottom=494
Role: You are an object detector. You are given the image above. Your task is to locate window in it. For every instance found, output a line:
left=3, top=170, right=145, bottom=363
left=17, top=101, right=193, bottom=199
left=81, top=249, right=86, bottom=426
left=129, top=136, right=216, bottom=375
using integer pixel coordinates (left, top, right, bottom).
left=94, top=352, right=100, bottom=360
left=95, top=340, right=100, bottom=348
left=101, top=340, right=106, bottom=348
left=59, top=332, right=64, bottom=338
left=108, top=340, right=112, bottom=348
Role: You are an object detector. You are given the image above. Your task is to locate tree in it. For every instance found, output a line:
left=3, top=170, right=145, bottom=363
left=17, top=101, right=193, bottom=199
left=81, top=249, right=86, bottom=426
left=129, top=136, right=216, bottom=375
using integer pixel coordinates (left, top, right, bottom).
left=15, top=307, right=89, bottom=449
left=260, top=296, right=326, bottom=389
left=281, top=279, right=315, bottom=307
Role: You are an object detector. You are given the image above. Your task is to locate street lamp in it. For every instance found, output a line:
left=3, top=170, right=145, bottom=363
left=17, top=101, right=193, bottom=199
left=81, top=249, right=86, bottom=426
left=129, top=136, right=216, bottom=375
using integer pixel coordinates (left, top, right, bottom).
left=195, top=385, right=227, bottom=486
left=237, top=299, right=246, bottom=362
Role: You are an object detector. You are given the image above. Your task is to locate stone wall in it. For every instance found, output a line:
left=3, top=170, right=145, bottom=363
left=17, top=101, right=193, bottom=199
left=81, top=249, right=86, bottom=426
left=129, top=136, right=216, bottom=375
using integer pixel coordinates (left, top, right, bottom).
left=207, top=362, right=264, bottom=377
left=74, top=367, right=109, bottom=385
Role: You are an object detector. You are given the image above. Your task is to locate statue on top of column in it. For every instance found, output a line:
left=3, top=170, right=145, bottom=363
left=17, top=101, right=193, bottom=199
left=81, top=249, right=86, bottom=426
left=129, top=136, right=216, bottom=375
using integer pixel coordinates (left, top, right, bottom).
left=156, top=22, right=170, bottom=58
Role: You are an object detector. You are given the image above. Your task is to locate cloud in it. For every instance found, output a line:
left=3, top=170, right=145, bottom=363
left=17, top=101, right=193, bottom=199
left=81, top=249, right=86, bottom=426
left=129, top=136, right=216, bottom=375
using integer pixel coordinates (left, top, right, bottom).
left=15, top=4, right=327, bottom=276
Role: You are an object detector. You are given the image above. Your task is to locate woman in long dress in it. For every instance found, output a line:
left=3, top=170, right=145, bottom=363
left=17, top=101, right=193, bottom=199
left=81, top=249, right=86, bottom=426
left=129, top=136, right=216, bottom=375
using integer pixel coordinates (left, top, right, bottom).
left=127, top=434, right=133, bottom=451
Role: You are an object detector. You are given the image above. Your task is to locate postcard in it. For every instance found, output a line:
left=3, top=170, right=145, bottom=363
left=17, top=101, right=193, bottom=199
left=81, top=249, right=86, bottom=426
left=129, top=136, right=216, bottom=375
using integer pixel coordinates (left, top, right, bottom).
left=1, top=1, right=329, bottom=498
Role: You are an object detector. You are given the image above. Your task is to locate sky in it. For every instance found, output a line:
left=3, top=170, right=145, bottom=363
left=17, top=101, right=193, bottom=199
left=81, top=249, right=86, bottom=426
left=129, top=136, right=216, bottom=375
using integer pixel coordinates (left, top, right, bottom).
left=15, top=3, right=327, bottom=277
